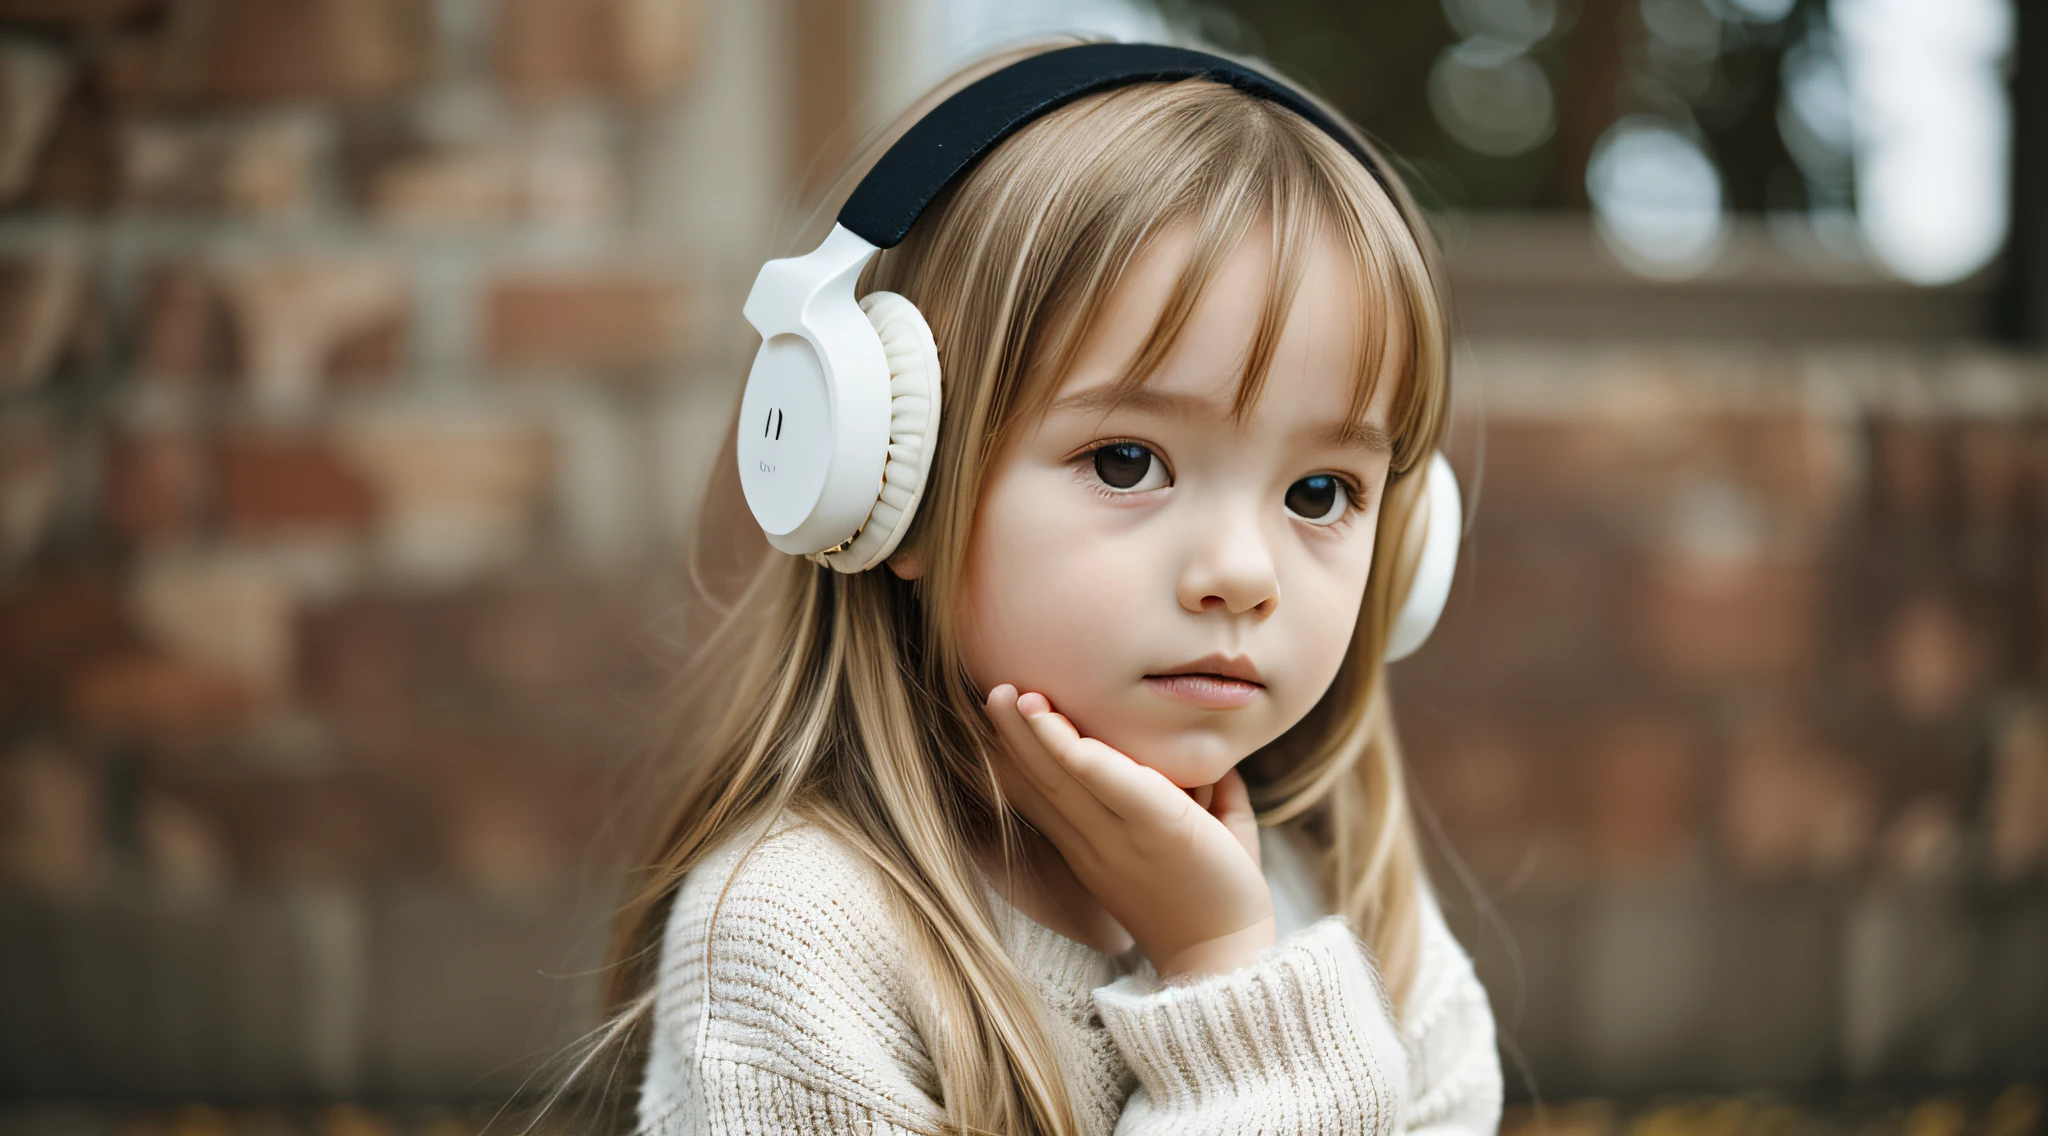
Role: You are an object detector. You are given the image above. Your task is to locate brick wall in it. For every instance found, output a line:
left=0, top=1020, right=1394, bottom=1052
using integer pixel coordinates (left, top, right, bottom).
left=0, top=0, right=2044, bottom=1114
left=0, top=0, right=783, bottom=1101
left=1406, top=347, right=2048, bottom=1096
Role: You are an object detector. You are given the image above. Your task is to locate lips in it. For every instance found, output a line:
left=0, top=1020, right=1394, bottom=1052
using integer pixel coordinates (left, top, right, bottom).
left=1143, top=653, right=1265, bottom=710
left=1149, top=652, right=1266, bottom=686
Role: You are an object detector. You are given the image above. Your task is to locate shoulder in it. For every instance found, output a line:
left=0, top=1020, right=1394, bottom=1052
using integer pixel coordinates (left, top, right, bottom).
left=640, top=813, right=942, bottom=1131
left=1400, top=880, right=1505, bottom=1134
left=674, top=814, right=907, bottom=963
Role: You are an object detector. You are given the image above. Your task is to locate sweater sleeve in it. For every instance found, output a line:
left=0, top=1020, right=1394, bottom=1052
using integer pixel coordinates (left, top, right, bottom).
left=1091, top=914, right=1410, bottom=1136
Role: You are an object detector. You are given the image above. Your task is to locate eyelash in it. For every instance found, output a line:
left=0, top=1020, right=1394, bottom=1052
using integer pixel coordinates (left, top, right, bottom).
left=1070, top=439, right=1370, bottom=524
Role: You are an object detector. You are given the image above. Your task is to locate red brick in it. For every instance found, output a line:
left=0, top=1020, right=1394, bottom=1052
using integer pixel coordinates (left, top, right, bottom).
left=115, top=115, right=315, bottom=217
left=213, top=429, right=378, bottom=534
left=496, top=0, right=697, bottom=99
left=1731, top=413, right=1859, bottom=530
left=0, top=745, right=104, bottom=895
left=1581, top=716, right=1698, bottom=879
left=336, top=414, right=553, bottom=579
left=368, top=145, right=524, bottom=225
left=1720, top=716, right=1878, bottom=878
left=485, top=268, right=686, bottom=372
left=1953, top=420, right=2026, bottom=530
left=441, top=771, right=569, bottom=891
left=130, top=549, right=296, bottom=695
left=103, top=425, right=207, bottom=544
left=68, top=650, right=264, bottom=739
left=99, top=0, right=432, bottom=105
left=297, top=594, right=418, bottom=733
left=296, top=583, right=660, bottom=765
left=0, top=250, right=88, bottom=387
left=136, top=262, right=233, bottom=383
left=1879, top=593, right=1985, bottom=722
left=0, top=570, right=132, bottom=719
left=168, top=770, right=422, bottom=879
left=323, top=317, right=405, bottom=383
left=435, top=757, right=600, bottom=890
left=1872, top=421, right=1945, bottom=521
left=1407, top=723, right=1573, bottom=885
left=1636, top=552, right=1817, bottom=685
left=0, top=418, right=62, bottom=567
left=1463, top=418, right=1647, bottom=512
left=364, top=137, right=617, bottom=228
left=1420, top=512, right=1633, bottom=697
left=214, top=257, right=408, bottom=408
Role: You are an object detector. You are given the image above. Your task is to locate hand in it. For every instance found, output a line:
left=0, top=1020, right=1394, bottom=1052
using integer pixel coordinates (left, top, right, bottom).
left=982, top=684, right=1276, bottom=979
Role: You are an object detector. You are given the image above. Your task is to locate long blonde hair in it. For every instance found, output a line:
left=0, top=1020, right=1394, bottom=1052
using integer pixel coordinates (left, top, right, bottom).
left=600, top=43, right=1453, bottom=1136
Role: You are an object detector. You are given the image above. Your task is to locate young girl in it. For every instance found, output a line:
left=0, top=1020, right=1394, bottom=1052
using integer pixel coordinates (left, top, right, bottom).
left=596, top=39, right=1503, bottom=1136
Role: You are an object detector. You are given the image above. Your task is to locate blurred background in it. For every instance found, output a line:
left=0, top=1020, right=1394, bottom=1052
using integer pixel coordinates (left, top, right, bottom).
left=0, top=0, right=2041, bottom=1133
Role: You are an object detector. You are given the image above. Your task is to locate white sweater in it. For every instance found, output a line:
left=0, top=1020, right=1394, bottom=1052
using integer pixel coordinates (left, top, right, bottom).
left=638, top=813, right=1503, bottom=1135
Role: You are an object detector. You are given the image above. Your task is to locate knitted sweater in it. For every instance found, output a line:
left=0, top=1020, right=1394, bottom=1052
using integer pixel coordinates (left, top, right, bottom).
left=637, top=813, right=1503, bottom=1135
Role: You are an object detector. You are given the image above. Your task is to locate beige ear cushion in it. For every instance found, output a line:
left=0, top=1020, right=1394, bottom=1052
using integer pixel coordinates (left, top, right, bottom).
left=820, top=291, right=941, bottom=573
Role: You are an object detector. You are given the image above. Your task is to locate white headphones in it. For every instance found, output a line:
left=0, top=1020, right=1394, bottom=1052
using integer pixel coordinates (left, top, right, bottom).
left=737, top=43, right=1461, bottom=662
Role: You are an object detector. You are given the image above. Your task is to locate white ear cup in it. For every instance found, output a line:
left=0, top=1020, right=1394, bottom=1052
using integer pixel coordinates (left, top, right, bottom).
left=1384, top=451, right=1462, bottom=662
left=737, top=225, right=893, bottom=557
left=816, top=292, right=942, bottom=573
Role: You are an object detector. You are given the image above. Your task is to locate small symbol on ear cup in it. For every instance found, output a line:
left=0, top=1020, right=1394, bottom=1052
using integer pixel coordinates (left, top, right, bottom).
left=762, top=408, right=785, bottom=440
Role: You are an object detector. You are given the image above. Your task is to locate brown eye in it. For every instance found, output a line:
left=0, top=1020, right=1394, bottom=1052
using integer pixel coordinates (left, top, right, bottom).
left=1286, top=474, right=1349, bottom=525
left=1091, top=442, right=1169, bottom=492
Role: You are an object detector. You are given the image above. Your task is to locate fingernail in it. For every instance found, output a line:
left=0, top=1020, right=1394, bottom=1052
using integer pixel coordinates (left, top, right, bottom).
left=1017, top=692, right=1048, bottom=717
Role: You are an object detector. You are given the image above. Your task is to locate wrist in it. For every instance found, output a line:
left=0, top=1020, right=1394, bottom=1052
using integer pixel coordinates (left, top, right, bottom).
left=1152, top=914, right=1278, bottom=982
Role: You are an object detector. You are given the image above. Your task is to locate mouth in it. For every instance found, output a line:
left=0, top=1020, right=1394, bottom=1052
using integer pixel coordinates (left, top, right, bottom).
left=1143, top=653, right=1265, bottom=710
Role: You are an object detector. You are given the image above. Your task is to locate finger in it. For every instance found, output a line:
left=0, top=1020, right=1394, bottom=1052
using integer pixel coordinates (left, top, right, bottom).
left=985, top=686, right=1118, bottom=832
left=1016, top=697, right=1187, bottom=825
left=989, top=749, right=1085, bottom=851
left=1211, top=766, right=1263, bottom=867
left=1210, top=766, right=1254, bottom=824
left=1189, top=782, right=1215, bottom=812
left=978, top=704, right=1081, bottom=843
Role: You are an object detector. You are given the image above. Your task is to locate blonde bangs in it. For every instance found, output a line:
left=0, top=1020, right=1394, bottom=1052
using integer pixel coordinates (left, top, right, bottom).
left=918, top=79, right=1450, bottom=479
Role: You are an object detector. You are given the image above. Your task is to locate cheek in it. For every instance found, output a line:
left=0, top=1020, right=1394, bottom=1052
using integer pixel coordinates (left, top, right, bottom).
left=955, top=468, right=1140, bottom=708
left=1272, top=523, right=1378, bottom=711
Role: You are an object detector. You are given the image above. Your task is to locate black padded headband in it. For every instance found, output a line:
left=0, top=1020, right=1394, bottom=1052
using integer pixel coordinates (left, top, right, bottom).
left=837, top=42, right=1396, bottom=250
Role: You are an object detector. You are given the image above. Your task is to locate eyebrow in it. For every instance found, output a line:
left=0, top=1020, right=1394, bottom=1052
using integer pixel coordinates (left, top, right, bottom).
left=1048, top=384, right=1394, bottom=454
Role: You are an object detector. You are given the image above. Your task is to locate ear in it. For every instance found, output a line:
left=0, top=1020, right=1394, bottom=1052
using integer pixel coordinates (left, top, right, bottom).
left=886, top=547, right=926, bottom=580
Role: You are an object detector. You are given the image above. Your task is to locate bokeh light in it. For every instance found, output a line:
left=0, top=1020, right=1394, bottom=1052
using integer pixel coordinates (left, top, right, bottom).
left=1440, top=0, right=1561, bottom=51
left=1587, top=116, right=1731, bottom=277
left=1428, top=39, right=1558, bottom=158
left=1835, top=0, right=2013, bottom=284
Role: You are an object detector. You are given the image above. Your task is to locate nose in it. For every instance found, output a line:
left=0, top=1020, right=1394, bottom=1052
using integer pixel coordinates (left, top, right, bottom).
left=1175, top=494, right=1279, bottom=617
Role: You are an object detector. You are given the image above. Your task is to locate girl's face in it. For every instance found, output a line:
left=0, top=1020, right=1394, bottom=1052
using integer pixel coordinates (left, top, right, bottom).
left=931, top=221, right=1401, bottom=788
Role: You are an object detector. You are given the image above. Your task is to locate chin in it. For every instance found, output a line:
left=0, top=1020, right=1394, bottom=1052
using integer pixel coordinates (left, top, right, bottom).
left=1117, top=727, right=1252, bottom=789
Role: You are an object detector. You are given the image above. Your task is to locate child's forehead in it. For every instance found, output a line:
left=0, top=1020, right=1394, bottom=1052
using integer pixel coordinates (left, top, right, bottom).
left=1028, top=217, right=1403, bottom=437
left=1043, top=347, right=1399, bottom=446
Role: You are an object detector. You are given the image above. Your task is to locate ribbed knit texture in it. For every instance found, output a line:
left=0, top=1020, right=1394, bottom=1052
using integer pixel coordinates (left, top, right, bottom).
left=638, top=814, right=1503, bottom=1135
